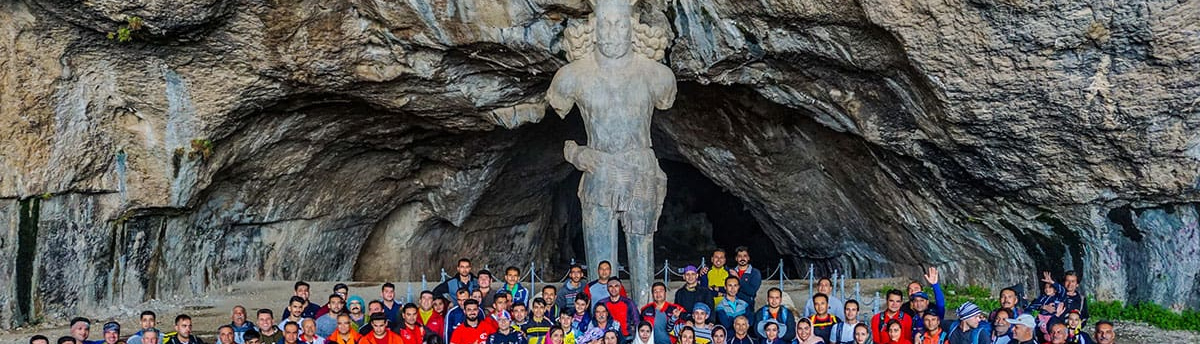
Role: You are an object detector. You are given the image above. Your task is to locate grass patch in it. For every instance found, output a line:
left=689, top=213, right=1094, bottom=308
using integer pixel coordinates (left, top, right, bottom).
left=1090, top=299, right=1200, bottom=332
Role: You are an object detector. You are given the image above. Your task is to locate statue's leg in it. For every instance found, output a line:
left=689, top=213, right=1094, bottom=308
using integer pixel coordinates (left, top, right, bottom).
left=582, top=202, right=620, bottom=282
left=622, top=172, right=667, bottom=305
left=624, top=225, right=656, bottom=305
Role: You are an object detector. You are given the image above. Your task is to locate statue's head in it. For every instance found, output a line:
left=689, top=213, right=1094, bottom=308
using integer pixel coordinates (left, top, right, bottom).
left=593, top=0, right=633, bottom=59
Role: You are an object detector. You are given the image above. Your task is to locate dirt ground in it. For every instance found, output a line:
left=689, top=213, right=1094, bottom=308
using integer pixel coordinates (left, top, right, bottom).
left=1, top=278, right=1194, bottom=344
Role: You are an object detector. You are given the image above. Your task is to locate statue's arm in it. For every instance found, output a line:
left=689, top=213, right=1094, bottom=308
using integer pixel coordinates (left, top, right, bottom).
left=653, top=66, right=677, bottom=110
left=546, top=69, right=578, bottom=119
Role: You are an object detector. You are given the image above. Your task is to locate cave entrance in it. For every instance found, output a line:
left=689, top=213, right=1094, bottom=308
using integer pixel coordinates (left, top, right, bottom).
left=544, top=113, right=786, bottom=276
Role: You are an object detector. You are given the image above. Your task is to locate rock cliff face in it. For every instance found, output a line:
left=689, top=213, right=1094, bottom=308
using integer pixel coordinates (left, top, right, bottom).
left=1, top=0, right=1198, bottom=327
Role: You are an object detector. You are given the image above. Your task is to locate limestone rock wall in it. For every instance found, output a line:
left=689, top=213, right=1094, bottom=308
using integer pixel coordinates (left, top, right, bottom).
left=1, top=0, right=1198, bottom=327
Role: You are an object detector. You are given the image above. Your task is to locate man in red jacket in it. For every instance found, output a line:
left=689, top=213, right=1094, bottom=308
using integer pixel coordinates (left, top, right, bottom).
left=418, top=291, right=446, bottom=338
left=870, top=290, right=913, bottom=342
left=600, top=278, right=639, bottom=339
left=397, top=304, right=433, bottom=344
left=451, top=300, right=496, bottom=344
left=640, top=282, right=684, bottom=344
left=360, top=313, right=404, bottom=344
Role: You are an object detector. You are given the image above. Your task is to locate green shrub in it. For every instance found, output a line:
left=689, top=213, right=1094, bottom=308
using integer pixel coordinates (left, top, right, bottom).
left=1088, top=298, right=1200, bottom=332
left=107, top=16, right=144, bottom=43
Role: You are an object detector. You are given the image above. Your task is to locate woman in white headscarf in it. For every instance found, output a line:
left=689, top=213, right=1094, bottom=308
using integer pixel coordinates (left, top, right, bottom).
left=632, top=322, right=655, bottom=344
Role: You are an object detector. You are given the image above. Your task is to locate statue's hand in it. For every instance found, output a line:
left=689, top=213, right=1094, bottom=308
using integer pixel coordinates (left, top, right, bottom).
left=563, top=141, right=597, bottom=172
left=489, top=101, right=548, bottom=129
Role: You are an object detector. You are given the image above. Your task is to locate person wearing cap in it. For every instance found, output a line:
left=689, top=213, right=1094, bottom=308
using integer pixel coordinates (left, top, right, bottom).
left=903, top=268, right=945, bottom=336
left=914, top=312, right=946, bottom=344
left=753, top=288, right=797, bottom=343
left=757, top=320, right=785, bottom=344
left=675, top=265, right=715, bottom=320
left=700, top=249, right=732, bottom=307
left=560, top=265, right=589, bottom=314
left=451, top=300, right=498, bottom=344
left=69, top=317, right=92, bottom=344
left=317, top=294, right=347, bottom=338
left=808, top=293, right=840, bottom=344
left=732, top=247, right=762, bottom=312
left=715, top=277, right=750, bottom=331
left=674, top=303, right=715, bottom=344
left=1005, top=314, right=1036, bottom=344
left=945, top=302, right=989, bottom=344
left=906, top=291, right=942, bottom=336
left=804, top=278, right=845, bottom=320
left=96, top=322, right=121, bottom=344
left=870, top=290, right=913, bottom=343
left=361, top=312, right=404, bottom=344
left=345, top=295, right=367, bottom=331
left=600, top=278, right=640, bottom=339
left=488, top=311, right=527, bottom=344
left=641, top=282, right=685, bottom=344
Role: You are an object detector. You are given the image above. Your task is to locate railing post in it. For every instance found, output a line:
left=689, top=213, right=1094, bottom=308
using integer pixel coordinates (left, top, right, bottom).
left=440, top=268, right=447, bottom=283
left=835, top=268, right=844, bottom=300
left=854, top=282, right=861, bottom=307
left=872, top=291, right=880, bottom=314
left=807, top=264, right=814, bottom=306
left=530, top=262, right=537, bottom=306
left=407, top=283, right=413, bottom=303
left=422, top=274, right=428, bottom=292
left=701, top=257, right=707, bottom=270
left=663, top=260, right=670, bottom=285
left=778, top=259, right=785, bottom=291
left=839, top=271, right=846, bottom=300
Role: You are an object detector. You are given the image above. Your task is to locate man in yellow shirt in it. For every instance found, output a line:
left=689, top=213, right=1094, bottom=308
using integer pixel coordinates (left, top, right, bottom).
left=700, top=249, right=731, bottom=306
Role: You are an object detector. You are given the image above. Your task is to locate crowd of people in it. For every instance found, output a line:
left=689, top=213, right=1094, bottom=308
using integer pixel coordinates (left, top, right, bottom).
left=27, top=247, right=1122, bottom=344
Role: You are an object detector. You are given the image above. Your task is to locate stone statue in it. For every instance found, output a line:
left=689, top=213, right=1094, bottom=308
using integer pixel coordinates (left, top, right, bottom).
left=545, top=0, right=676, bottom=305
